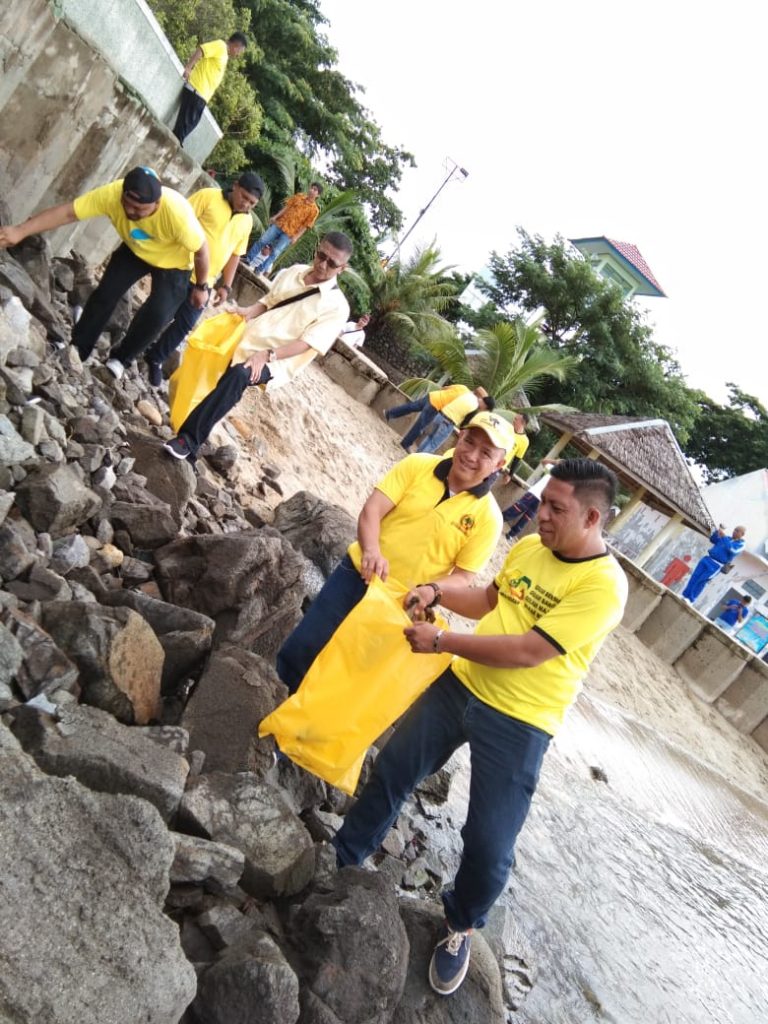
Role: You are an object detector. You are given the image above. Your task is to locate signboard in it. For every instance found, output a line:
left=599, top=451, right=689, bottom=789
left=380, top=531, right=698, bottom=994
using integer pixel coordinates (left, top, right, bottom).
left=735, top=612, right=768, bottom=654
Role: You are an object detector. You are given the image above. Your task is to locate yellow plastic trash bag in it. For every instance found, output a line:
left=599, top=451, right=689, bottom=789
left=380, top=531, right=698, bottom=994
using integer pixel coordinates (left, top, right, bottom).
left=168, top=311, right=246, bottom=432
left=258, top=576, right=451, bottom=795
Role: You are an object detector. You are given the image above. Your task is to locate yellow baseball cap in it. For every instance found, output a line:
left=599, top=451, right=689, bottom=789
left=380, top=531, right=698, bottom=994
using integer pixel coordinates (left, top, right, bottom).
left=464, top=411, right=517, bottom=455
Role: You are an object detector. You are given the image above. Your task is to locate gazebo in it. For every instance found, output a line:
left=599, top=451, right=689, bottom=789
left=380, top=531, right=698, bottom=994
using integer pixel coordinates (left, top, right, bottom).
left=534, top=413, right=714, bottom=566
left=569, top=237, right=666, bottom=299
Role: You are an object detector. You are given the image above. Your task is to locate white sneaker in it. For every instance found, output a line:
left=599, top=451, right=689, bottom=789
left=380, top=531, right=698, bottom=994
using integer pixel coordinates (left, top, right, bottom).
left=105, top=358, right=124, bottom=380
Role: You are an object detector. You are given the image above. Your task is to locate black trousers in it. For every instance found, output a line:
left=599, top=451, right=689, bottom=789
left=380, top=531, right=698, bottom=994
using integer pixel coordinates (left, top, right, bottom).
left=173, top=85, right=207, bottom=143
left=178, top=363, right=271, bottom=454
left=72, top=244, right=189, bottom=363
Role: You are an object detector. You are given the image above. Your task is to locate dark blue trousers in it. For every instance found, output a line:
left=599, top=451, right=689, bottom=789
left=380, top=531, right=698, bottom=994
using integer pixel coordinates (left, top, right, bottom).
left=145, top=287, right=204, bottom=365
left=334, top=667, right=550, bottom=931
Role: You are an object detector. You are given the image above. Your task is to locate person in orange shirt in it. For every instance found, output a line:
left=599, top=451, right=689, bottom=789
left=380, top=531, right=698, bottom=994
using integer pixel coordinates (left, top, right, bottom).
left=244, top=184, right=322, bottom=273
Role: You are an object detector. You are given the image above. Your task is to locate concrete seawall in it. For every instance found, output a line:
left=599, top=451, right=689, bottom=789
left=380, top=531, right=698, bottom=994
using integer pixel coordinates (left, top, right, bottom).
left=0, top=0, right=213, bottom=265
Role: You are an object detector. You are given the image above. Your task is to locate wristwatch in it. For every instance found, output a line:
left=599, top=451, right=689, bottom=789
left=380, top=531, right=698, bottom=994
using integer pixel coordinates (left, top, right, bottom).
left=267, top=350, right=277, bottom=363
left=192, top=282, right=210, bottom=293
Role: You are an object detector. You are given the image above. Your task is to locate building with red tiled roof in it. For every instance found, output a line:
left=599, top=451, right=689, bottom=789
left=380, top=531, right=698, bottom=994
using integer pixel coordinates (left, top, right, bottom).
left=569, top=236, right=666, bottom=298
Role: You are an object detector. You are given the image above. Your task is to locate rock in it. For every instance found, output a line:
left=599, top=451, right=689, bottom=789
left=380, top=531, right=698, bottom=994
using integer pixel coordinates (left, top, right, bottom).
left=290, top=868, right=409, bottom=1022
left=5, top=562, right=72, bottom=602
left=0, top=521, right=36, bottom=580
left=179, top=772, right=315, bottom=899
left=415, top=767, right=453, bottom=805
left=272, top=491, right=356, bottom=578
left=137, top=398, right=163, bottom=426
left=92, top=542, right=124, bottom=571
left=0, top=604, right=80, bottom=698
left=120, top=554, right=154, bottom=583
left=181, top=646, right=285, bottom=775
left=10, top=703, right=189, bottom=822
left=109, top=500, right=179, bottom=548
left=192, top=932, right=300, bottom=1024
left=0, top=296, right=37, bottom=364
left=392, top=901, right=506, bottom=1024
left=0, top=620, right=24, bottom=685
left=21, top=403, right=45, bottom=444
left=204, top=444, right=239, bottom=475
left=154, top=529, right=308, bottom=656
left=50, top=532, right=91, bottom=575
left=14, top=462, right=101, bottom=536
left=99, top=589, right=215, bottom=694
left=40, top=601, right=163, bottom=724
left=0, top=489, right=14, bottom=525
left=197, top=904, right=262, bottom=951
left=0, top=412, right=36, bottom=465
left=0, top=720, right=197, bottom=1024
left=126, top=430, right=196, bottom=524
left=170, top=832, right=245, bottom=890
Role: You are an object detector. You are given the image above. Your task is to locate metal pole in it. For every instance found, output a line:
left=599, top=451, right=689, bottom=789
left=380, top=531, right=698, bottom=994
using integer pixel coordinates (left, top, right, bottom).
left=387, top=161, right=468, bottom=264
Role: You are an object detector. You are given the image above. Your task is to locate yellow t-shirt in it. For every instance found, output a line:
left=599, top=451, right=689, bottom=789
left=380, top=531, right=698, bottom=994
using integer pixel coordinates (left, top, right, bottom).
left=73, top=181, right=205, bottom=270
left=504, top=430, right=530, bottom=469
left=188, top=39, right=228, bottom=102
left=347, top=453, right=502, bottom=587
left=428, top=384, right=469, bottom=411
left=441, top=391, right=480, bottom=426
left=276, top=194, right=320, bottom=239
left=453, top=535, right=627, bottom=735
left=231, top=264, right=349, bottom=388
left=189, top=187, right=251, bottom=285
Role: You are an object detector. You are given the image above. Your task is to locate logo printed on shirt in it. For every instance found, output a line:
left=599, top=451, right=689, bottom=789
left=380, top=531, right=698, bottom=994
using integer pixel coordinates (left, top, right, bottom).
left=129, top=228, right=153, bottom=240
left=501, top=572, right=532, bottom=604
left=454, top=514, right=475, bottom=536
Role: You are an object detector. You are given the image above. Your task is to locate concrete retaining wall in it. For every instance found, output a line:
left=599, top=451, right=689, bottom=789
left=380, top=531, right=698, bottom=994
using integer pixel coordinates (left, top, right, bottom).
left=0, top=0, right=212, bottom=264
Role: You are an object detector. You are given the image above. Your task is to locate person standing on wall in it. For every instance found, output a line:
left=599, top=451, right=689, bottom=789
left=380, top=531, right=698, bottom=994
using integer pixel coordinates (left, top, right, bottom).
left=143, top=171, right=265, bottom=387
left=243, top=184, right=323, bottom=275
left=681, top=525, right=746, bottom=604
left=173, top=33, right=248, bottom=145
left=0, top=167, right=209, bottom=378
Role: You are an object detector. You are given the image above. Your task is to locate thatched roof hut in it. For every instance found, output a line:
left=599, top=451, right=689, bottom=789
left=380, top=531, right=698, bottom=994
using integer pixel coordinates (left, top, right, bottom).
left=539, top=413, right=715, bottom=537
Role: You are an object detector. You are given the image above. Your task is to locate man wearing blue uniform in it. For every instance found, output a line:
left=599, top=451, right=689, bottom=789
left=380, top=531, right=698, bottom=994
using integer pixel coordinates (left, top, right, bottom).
left=714, top=595, right=751, bottom=633
left=682, top=525, right=746, bottom=604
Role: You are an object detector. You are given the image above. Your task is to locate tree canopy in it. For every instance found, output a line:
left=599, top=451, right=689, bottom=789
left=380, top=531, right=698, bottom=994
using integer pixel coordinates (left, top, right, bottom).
left=685, top=385, right=768, bottom=483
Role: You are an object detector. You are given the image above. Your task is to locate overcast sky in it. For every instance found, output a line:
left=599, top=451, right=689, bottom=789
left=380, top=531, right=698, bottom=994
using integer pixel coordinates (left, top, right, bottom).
left=319, top=0, right=768, bottom=408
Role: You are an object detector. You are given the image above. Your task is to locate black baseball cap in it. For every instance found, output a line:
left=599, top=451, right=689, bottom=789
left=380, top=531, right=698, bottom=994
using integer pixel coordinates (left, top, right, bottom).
left=237, top=171, right=265, bottom=198
left=122, top=166, right=162, bottom=203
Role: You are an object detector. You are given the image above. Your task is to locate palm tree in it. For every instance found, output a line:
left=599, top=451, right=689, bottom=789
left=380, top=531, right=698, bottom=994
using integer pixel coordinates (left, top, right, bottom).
left=402, top=318, right=577, bottom=416
left=363, top=245, right=461, bottom=371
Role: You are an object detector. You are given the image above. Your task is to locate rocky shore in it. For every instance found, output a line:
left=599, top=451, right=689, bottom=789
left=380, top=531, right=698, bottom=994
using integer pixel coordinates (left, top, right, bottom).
left=0, top=237, right=531, bottom=1022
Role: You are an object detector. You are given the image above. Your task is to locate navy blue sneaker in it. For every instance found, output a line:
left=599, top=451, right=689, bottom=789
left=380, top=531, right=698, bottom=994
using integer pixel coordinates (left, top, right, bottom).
left=147, top=360, right=162, bottom=388
left=428, top=923, right=472, bottom=995
left=163, top=436, right=191, bottom=461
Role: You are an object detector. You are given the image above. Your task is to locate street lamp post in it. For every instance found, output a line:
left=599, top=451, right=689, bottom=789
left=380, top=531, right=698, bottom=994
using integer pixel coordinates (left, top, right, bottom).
left=386, top=159, right=468, bottom=265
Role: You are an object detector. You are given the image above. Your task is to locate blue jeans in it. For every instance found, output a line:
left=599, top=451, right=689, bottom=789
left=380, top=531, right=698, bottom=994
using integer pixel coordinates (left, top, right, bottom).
left=418, top=413, right=455, bottom=453
left=394, top=397, right=440, bottom=450
left=145, top=286, right=204, bottom=365
left=334, top=668, right=550, bottom=931
left=276, top=554, right=367, bottom=693
left=681, top=555, right=722, bottom=603
left=245, top=223, right=292, bottom=273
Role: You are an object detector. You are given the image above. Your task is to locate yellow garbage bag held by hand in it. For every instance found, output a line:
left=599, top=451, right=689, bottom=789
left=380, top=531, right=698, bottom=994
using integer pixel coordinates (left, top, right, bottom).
left=168, top=311, right=246, bottom=432
left=258, top=576, right=451, bottom=795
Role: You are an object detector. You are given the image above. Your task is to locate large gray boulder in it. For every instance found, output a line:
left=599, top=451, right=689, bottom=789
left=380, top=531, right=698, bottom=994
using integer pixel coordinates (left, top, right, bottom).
left=272, top=491, right=356, bottom=578
left=170, top=832, right=245, bottom=890
left=0, top=722, right=196, bottom=1024
left=180, top=772, right=315, bottom=899
left=10, top=703, right=189, bottom=822
left=154, top=529, right=308, bottom=655
left=127, top=430, right=197, bottom=524
left=14, top=462, right=101, bottom=536
left=392, top=901, right=506, bottom=1024
left=108, top=499, right=179, bottom=548
left=99, top=589, right=215, bottom=693
left=192, top=932, right=300, bottom=1024
left=0, top=603, right=79, bottom=699
left=289, top=867, right=409, bottom=1024
left=40, top=601, right=163, bottom=724
left=483, top=903, right=537, bottom=1015
left=0, top=413, right=35, bottom=465
left=181, top=646, right=286, bottom=775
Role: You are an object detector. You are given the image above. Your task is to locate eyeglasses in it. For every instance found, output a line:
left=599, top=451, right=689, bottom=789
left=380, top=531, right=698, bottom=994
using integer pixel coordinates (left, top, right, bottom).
left=315, top=248, right=345, bottom=269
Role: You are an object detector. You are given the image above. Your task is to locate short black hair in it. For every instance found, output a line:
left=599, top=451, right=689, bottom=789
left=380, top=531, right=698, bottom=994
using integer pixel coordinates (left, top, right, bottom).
left=321, top=231, right=353, bottom=256
left=228, top=32, right=248, bottom=48
left=310, top=181, right=324, bottom=195
left=742, top=595, right=753, bottom=604
left=237, top=171, right=264, bottom=198
left=550, top=458, right=618, bottom=519
left=484, top=395, right=496, bottom=411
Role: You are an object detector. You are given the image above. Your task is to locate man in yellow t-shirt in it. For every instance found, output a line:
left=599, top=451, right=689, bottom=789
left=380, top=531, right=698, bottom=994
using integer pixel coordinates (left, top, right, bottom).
left=276, top=410, right=515, bottom=693
left=0, top=167, right=209, bottom=377
left=173, top=33, right=248, bottom=144
left=386, top=384, right=495, bottom=451
left=417, top=386, right=496, bottom=454
left=244, top=184, right=322, bottom=274
left=502, top=412, right=531, bottom=475
left=334, top=458, right=627, bottom=998
left=143, top=171, right=265, bottom=387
